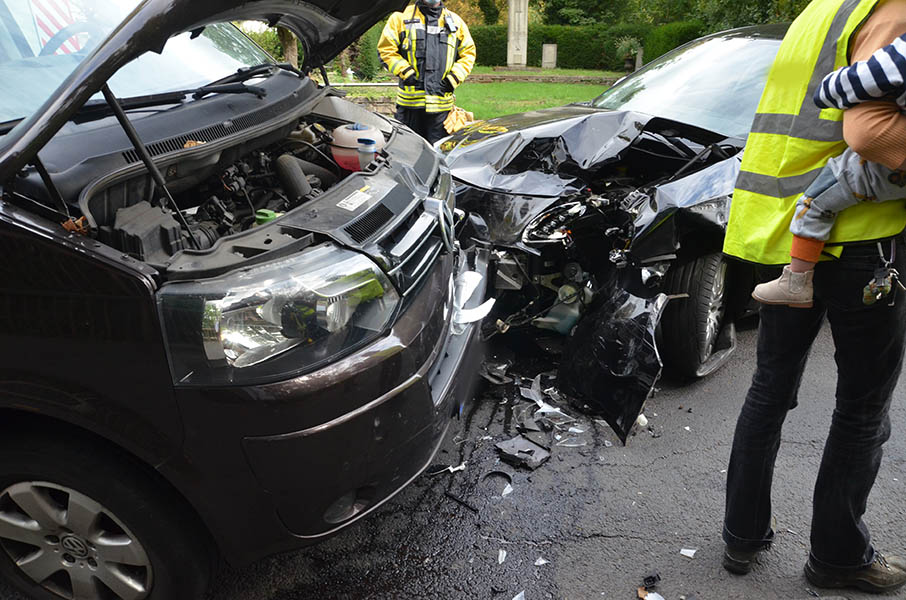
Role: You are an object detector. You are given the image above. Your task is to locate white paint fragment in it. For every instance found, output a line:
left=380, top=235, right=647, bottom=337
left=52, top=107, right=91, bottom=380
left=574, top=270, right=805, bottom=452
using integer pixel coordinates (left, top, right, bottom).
left=498, top=549, right=507, bottom=564
left=534, top=557, right=549, bottom=566
left=680, top=548, right=698, bottom=558
left=512, top=592, right=525, bottom=600
left=502, top=483, right=514, bottom=497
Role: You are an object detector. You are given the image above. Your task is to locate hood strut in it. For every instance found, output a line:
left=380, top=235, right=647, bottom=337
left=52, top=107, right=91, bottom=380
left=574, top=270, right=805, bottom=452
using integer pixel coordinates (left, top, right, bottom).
left=101, top=84, right=201, bottom=250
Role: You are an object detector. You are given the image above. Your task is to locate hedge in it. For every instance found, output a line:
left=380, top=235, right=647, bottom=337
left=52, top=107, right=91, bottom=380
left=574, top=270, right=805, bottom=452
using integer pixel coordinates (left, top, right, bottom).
left=470, top=21, right=705, bottom=70
left=643, top=20, right=705, bottom=63
left=351, top=22, right=385, bottom=80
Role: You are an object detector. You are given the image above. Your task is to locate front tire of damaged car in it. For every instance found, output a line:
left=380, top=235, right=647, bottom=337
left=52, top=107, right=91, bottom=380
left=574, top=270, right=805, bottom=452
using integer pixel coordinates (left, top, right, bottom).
left=0, top=430, right=214, bottom=600
left=658, top=252, right=731, bottom=379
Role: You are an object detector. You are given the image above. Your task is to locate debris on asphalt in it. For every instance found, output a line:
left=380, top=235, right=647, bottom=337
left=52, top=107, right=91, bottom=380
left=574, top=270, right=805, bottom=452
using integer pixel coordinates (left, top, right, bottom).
left=680, top=548, right=698, bottom=558
left=480, top=359, right=514, bottom=385
left=512, top=592, right=525, bottom=600
left=444, top=491, right=479, bottom=514
left=514, top=404, right=542, bottom=433
left=496, top=436, right=551, bottom=470
left=498, top=549, right=507, bottom=564
left=520, top=374, right=547, bottom=406
left=642, top=573, right=661, bottom=590
left=684, top=426, right=691, bottom=432
left=636, top=414, right=649, bottom=428
left=502, top=483, right=514, bottom=497
left=534, top=557, right=549, bottom=566
left=603, top=440, right=614, bottom=448
left=555, top=434, right=588, bottom=448
left=535, top=403, right=576, bottom=427
left=427, top=462, right=467, bottom=475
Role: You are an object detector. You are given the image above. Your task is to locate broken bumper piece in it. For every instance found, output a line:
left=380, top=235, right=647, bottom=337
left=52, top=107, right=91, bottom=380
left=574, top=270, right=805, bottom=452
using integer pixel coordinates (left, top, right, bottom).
left=558, top=291, right=668, bottom=444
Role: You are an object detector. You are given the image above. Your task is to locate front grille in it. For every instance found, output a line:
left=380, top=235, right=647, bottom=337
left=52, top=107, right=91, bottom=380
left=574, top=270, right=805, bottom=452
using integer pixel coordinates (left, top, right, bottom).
left=383, top=203, right=444, bottom=297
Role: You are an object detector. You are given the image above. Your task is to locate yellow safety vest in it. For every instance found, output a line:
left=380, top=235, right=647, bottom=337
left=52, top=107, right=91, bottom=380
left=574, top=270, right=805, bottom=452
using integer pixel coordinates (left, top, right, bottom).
left=724, top=0, right=906, bottom=265
left=377, top=4, right=476, bottom=113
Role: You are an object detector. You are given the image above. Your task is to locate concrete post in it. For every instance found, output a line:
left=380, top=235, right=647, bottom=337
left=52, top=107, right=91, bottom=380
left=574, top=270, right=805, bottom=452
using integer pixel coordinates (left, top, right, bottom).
left=507, top=0, right=528, bottom=68
left=542, top=44, right=557, bottom=69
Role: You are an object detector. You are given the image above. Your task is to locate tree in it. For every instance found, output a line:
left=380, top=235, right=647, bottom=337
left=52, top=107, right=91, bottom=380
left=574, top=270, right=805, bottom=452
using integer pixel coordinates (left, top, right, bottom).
left=277, top=27, right=297, bottom=68
left=477, top=0, right=501, bottom=24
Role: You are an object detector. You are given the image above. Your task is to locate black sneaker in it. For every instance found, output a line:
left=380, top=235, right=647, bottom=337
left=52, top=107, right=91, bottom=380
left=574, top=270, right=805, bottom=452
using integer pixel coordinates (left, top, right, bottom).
left=805, top=553, right=906, bottom=594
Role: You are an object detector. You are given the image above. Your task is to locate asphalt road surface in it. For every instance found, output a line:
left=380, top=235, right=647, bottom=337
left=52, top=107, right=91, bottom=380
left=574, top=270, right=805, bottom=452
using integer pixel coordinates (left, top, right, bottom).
left=2, top=323, right=904, bottom=599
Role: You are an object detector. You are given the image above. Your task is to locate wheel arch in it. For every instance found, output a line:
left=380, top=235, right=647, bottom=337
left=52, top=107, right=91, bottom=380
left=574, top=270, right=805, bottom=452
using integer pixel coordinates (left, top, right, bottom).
left=0, top=407, right=219, bottom=559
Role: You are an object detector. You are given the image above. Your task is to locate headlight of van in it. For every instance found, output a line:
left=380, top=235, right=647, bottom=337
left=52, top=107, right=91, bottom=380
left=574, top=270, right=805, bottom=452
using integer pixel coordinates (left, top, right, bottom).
left=158, top=243, right=400, bottom=386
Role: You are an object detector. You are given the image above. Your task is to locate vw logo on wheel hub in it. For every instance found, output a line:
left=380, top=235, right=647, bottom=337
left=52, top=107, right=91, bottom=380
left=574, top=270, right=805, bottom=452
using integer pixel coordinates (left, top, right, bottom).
left=61, top=535, right=89, bottom=559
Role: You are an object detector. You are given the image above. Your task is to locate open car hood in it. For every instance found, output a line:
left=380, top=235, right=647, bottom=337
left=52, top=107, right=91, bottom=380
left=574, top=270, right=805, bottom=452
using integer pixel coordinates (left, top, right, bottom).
left=0, top=0, right=405, bottom=182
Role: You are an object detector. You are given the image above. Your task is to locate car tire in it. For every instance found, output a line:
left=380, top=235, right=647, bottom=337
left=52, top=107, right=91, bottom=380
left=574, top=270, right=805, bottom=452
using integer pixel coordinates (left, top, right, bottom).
left=0, top=429, right=214, bottom=600
left=658, top=252, right=728, bottom=378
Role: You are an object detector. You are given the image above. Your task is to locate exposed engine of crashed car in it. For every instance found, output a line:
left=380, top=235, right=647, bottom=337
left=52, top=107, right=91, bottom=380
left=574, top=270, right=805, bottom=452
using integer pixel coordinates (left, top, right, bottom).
left=440, top=107, right=755, bottom=442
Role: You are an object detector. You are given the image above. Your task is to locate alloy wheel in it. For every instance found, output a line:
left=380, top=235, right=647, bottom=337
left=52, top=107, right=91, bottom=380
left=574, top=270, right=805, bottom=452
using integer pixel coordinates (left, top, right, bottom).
left=702, top=259, right=728, bottom=361
left=0, top=481, right=152, bottom=600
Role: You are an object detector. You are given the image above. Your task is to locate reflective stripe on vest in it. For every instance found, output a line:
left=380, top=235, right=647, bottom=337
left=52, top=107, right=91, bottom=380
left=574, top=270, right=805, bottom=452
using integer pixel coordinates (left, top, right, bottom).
left=724, top=0, right=906, bottom=265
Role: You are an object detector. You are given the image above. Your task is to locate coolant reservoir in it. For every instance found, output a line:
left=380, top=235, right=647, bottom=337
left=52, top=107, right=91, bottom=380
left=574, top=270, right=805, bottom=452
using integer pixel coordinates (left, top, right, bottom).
left=330, top=123, right=385, bottom=171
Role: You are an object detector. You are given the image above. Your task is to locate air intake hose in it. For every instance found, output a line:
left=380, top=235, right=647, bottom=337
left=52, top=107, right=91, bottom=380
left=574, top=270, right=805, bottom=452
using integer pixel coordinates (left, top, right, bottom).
left=275, top=154, right=313, bottom=203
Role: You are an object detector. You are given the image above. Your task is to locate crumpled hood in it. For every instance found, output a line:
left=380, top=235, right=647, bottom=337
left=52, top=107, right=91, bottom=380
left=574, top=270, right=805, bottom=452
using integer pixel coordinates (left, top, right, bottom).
left=0, top=0, right=405, bottom=182
left=440, top=107, right=653, bottom=197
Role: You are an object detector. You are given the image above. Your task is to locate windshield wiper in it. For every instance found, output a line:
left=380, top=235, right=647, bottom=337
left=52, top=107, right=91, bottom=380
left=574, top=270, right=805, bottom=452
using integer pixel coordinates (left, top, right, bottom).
left=204, top=62, right=303, bottom=88
left=74, top=82, right=267, bottom=121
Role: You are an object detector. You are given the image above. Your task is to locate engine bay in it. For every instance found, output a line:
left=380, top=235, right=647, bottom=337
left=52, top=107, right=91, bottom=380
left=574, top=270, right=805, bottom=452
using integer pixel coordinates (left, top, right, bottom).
left=76, top=118, right=386, bottom=268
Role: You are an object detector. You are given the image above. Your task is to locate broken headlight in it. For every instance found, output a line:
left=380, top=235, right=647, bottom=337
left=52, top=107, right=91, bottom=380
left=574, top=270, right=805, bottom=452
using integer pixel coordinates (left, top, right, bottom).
left=521, top=202, right=586, bottom=245
left=158, top=243, right=400, bottom=386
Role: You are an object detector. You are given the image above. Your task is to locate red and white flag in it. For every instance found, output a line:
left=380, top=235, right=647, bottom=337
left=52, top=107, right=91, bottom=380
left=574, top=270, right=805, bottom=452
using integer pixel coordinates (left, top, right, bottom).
left=31, top=0, right=82, bottom=55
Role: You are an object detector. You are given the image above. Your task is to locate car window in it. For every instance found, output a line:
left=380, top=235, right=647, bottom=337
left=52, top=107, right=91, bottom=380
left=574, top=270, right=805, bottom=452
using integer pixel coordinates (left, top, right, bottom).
left=0, top=0, right=273, bottom=125
left=592, top=35, right=781, bottom=139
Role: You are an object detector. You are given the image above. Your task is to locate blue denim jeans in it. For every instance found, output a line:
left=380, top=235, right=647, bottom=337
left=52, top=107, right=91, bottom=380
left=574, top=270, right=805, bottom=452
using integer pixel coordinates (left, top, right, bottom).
left=724, top=238, right=906, bottom=569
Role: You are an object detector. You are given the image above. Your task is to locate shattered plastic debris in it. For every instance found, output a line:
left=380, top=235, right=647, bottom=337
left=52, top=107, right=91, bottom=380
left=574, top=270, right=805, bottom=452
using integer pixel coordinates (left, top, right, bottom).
left=636, top=414, right=649, bottom=428
left=535, top=403, right=576, bottom=427
left=535, top=557, right=549, bottom=566
left=502, top=483, right=514, bottom=497
left=520, top=375, right=547, bottom=406
left=555, top=434, right=588, bottom=448
left=480, top=360, right=514, bottom=385
left=680, top=548, right=698, bottom=559
left=514, top=404, right=542, bottom=433
left=512, top=592, right=525, bottom=600
left=498, top=549, right=507, bottom=564
left=603, top=440, right=614, bottom=448
left=496, top=436, right=551, bottom=470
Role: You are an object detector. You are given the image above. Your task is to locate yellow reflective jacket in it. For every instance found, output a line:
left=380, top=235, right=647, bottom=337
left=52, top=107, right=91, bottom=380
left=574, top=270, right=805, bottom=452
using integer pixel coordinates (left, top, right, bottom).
left=724, top=0, right=906, bottom=265
left=377, top=4, right=476, bottom=113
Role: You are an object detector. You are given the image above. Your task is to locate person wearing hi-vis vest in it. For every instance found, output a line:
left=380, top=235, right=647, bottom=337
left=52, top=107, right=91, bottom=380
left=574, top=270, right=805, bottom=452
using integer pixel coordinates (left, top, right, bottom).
left=721, top=0, right=906, bottom=593
left=377, top=0, right=476, bottom=144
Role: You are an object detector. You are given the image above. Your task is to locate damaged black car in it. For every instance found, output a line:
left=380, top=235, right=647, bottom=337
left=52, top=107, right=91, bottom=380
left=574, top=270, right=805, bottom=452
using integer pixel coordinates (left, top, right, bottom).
left=0, top=1, right=491, bottom=599
left=439, top=26, right=786, bottom=441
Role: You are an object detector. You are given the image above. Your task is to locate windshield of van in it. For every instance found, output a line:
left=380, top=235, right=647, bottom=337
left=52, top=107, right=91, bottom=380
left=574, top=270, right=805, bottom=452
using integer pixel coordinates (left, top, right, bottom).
left=0, top=0, right=273, bottom=125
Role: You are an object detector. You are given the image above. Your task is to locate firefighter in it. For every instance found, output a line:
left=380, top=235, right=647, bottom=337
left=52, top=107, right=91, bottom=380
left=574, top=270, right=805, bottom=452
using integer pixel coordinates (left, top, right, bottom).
left=377, top=0, right=476, bottom=144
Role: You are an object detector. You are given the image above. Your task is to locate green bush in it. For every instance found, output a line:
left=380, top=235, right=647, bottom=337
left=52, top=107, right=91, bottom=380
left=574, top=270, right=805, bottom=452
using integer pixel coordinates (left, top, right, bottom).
left=470, top=23, right=653, bottom=70
left=644, top=20, right=705, bottom=62
left=351, top=22, right=384, bottom=80
left=470, top=24, right=507, bottom=66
